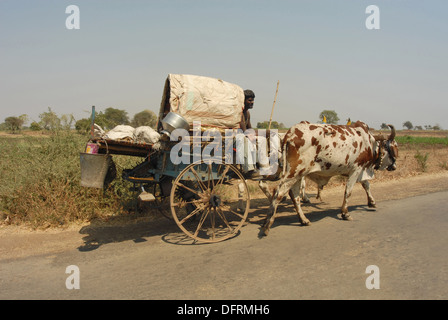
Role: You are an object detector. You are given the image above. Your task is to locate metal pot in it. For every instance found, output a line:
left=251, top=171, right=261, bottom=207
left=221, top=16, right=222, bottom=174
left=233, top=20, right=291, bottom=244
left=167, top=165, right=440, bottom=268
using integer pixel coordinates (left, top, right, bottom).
left=161, top=112, right=190, bottom=138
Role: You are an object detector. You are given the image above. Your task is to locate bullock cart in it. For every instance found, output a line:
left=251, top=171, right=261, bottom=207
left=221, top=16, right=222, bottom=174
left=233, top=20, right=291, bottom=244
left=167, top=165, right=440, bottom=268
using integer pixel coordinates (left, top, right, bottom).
left=82, top=74, right=253, bottom=243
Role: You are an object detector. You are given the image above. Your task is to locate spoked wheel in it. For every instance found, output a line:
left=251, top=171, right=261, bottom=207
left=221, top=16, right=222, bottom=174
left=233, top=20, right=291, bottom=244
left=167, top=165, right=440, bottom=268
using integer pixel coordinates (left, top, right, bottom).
left=170, top=159, right=250, bottom=243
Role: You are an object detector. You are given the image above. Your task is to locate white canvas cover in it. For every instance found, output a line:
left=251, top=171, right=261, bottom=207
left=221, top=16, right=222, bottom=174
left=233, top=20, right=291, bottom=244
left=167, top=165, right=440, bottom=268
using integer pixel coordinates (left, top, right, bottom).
left=159, top=74, right=244, bottom=129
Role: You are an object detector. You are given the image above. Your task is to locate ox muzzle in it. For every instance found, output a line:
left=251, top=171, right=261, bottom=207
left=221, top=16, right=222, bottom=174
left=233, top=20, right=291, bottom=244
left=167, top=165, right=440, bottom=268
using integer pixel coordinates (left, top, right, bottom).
left=385, top=140, right=397, bottom=171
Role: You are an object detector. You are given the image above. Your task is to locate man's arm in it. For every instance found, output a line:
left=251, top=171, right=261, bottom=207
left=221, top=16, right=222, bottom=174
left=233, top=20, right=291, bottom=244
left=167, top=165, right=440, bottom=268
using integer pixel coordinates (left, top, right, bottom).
left=240, top=113, right=247, bottom=131
left=246, top=111, right=252, bottom=129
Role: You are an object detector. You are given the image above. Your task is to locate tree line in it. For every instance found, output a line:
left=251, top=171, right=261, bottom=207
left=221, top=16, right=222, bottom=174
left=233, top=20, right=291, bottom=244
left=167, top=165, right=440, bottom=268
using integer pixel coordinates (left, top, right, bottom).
left=1, top=107, right=443, bottom=134
left=401, top=121, right=441, bottom=131
left=0, top=107, right=158, bottom=134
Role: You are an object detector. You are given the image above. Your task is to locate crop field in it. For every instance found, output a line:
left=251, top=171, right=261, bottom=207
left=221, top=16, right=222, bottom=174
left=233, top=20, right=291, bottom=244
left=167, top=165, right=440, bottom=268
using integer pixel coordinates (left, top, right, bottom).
left=396, top=136, right=448, bottom=146
left=382, top=130, right=448, bottom=147
left=0, top=129, right=447, bottom=229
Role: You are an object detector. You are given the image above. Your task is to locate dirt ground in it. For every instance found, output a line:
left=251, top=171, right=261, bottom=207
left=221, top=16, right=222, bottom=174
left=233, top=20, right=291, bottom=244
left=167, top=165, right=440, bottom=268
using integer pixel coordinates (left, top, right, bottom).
left=1, top=142, right=448, bottom=261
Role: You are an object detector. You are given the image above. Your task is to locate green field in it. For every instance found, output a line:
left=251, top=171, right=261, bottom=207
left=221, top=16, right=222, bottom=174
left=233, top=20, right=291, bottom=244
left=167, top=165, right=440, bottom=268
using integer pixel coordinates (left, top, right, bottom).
left=395, top=135, right=448, bottom=146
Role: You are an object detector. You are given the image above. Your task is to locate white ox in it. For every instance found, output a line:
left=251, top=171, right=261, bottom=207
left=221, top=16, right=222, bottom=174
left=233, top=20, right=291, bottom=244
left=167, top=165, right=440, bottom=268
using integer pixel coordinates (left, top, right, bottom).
left=259, top=121, right=398, bottom=236
left=238, top=129, right=387, bottom=212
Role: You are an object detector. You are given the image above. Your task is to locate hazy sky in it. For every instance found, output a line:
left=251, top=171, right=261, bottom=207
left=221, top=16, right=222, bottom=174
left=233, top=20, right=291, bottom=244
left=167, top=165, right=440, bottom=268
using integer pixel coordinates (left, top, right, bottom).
left=1, top=0, right=447, bottom=130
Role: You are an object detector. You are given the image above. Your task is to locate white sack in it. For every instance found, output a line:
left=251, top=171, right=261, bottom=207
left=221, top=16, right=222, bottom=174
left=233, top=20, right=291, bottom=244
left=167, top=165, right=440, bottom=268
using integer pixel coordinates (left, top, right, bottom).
left=134, top=126, right=161, bottom=144
left=93, top=124, right=105, bottom=139
left=105, top=125, right=135, bottom=140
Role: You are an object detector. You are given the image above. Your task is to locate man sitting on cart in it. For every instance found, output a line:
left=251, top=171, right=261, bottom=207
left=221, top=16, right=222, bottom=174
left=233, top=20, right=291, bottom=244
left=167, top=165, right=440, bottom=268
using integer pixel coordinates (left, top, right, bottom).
left=238, top=90, right=279, bottom=180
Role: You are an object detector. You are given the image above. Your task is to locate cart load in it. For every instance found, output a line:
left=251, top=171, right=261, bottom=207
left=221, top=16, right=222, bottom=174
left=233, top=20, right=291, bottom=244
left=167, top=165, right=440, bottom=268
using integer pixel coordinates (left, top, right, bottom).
left=159, top=74, right=244, bottom=130
left=80, top=74, right=250, bottom=243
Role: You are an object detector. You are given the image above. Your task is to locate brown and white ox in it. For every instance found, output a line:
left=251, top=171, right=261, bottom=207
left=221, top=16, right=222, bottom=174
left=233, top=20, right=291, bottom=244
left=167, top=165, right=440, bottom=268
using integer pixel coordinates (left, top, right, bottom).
left=260, top=121, right=398, bottom=236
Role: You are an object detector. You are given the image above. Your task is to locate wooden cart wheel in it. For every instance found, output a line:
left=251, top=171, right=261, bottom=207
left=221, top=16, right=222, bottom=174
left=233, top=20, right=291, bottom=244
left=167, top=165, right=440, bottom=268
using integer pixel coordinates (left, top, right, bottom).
left=170, top=159, right=250, bottom=243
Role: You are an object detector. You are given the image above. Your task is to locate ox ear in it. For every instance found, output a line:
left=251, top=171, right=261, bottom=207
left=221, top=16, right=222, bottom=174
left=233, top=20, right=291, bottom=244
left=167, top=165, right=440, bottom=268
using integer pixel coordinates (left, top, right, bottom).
left=387, top=124, right=396, bottom=141
left=374, top=134, right=385, bottom=141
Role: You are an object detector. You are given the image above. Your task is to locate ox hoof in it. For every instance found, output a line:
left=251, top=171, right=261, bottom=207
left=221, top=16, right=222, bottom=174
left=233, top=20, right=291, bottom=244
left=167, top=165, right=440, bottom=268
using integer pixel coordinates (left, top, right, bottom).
left=258, top=227, right=269, bottom=238
left=342, top=214, right=353, bottom=221
left=301, top=220, right=311, bottom=226
left=368, top=203, right=377, bottom=208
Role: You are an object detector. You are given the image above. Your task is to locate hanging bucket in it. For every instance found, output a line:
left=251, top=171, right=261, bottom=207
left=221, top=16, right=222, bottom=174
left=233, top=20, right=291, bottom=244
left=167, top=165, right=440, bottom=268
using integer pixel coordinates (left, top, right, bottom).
left=80, top=153, right=112, bottom=188
left=85, top=142, right=99, bottom=154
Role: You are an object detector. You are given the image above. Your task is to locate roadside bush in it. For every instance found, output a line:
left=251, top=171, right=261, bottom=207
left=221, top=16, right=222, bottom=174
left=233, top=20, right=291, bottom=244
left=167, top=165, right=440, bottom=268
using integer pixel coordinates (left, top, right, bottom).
left=440, top=161, right=448, bottom=170
left=414, top=150, right=429, bottom=172
left=0, top=131, right=139, bottom=228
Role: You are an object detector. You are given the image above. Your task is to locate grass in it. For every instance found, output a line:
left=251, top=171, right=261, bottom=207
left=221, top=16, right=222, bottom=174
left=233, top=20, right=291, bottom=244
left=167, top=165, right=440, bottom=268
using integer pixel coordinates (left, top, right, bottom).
left=414, top=150, right=430, bottom=172
left=395, top=135, right=448, bottom=146
left=439, top=161, right=448, bottom=170
left=0, top=131, right=141, bottom=228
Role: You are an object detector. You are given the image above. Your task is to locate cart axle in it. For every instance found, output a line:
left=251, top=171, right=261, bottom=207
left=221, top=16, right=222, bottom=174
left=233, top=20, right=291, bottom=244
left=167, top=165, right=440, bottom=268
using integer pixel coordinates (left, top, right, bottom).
left=209, top=194, right=221, bottom=208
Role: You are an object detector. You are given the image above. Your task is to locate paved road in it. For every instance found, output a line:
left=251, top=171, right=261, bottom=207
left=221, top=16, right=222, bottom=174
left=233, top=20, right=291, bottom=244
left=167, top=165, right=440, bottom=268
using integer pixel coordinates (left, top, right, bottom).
left=1, top=191, right=447, bottom=300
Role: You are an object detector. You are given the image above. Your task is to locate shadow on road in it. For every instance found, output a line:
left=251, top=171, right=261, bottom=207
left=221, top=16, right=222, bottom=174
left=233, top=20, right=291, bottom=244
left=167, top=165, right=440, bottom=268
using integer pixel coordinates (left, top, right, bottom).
left=77, top=195, right=375, bottom=251
left=77, top=214, right=180, bottom=251
left=249, top=195, right=377, bottom=237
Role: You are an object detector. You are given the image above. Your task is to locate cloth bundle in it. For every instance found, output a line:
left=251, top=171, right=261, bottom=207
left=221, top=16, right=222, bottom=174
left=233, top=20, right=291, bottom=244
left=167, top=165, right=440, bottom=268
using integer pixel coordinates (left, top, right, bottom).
left=94, top=124, right=161, bottom=146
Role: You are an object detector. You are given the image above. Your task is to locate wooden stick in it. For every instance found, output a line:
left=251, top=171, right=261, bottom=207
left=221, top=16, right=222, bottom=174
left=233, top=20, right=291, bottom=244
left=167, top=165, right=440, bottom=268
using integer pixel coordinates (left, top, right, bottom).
left=268, top=81, right=280, bottom=130
left=90, top=105, right=96, bottom=139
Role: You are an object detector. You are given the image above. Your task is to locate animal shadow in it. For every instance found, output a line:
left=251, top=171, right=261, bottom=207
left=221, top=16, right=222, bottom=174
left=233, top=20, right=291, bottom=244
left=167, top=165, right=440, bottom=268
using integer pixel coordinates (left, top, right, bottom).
left=253, top=194, right=376, bottom=237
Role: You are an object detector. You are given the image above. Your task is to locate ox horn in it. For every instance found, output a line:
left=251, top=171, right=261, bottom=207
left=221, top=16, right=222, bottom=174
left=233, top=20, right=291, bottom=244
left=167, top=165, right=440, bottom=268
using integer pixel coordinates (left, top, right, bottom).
left=387, top=124, right=396, bottom=141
